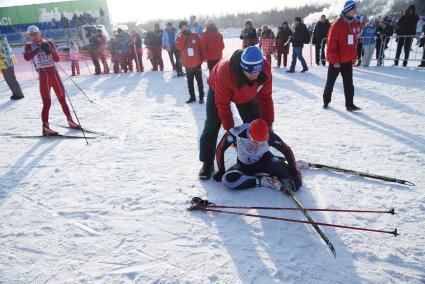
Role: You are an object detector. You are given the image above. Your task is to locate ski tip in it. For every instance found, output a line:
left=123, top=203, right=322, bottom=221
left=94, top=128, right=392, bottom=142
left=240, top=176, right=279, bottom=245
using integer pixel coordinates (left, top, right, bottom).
left=389, top=208, right=396, bottom=215
left=393, top=229, right=399, bottom=237
left=330, top=246, right=336, bottom=258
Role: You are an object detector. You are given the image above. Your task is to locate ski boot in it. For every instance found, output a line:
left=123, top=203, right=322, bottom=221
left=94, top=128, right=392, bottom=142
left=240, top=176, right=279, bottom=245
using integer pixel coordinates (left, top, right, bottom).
left=42, top=123, right=59, bottom=136
left=67, top=117, right=81, bottom=129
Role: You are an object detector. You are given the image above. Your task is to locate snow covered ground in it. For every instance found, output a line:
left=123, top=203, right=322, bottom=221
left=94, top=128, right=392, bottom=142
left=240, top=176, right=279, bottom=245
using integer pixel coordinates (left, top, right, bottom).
left=1, top=60, right=425, bottom=283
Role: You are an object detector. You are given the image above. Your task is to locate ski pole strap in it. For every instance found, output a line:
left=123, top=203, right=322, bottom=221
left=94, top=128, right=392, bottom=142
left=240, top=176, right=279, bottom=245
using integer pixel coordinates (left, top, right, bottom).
left=309, top=163, right=415, bottom=186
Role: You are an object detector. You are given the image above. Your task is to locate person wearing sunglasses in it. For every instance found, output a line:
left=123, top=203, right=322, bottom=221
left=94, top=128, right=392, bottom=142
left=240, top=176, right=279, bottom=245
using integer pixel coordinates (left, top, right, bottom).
left=213, top=119, right=302, bottom=192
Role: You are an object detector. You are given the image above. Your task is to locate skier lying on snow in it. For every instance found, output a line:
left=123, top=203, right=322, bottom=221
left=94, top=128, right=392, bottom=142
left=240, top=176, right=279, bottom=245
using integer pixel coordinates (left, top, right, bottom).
left=212, top=118, right=302, bottom=192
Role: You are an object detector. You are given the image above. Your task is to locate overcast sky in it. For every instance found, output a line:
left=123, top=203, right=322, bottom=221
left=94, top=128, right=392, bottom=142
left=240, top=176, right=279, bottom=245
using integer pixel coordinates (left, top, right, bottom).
left=0, top=0, right=330, bottom=23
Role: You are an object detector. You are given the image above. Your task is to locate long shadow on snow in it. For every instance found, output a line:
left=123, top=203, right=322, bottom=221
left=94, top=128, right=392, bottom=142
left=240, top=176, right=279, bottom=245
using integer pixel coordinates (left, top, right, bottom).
left=330, top=109, right=425, bottom=154
left=197, top=178, right=363, bottom=283
left=355, top=86, right=424, bottom=117
left=0, top=140, right=61, bottom=205
left=354, top=67, right=425, bottom=90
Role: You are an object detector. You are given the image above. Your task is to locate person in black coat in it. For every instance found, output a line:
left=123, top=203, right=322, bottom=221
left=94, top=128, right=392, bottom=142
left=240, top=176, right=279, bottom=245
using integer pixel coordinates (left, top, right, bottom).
left=312, top=15, right=331, bottom=66
left=275, top=22, right=292, bottom=67
left=287, top=17, right=309, bottom=73
left=240, top=19, right=259, bottom=48
left=394, top=4, right=420, bottom=66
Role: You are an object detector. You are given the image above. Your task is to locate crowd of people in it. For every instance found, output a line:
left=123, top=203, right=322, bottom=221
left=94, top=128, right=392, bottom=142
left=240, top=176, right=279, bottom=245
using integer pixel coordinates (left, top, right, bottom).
left=0, top=1, right=424, bottom=192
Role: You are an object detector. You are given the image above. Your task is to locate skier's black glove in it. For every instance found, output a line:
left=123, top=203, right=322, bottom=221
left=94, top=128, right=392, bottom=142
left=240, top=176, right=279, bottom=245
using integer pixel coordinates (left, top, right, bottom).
left=213, top=171, right=224, bottom=182
left=40, top=42, right=51, bottom=55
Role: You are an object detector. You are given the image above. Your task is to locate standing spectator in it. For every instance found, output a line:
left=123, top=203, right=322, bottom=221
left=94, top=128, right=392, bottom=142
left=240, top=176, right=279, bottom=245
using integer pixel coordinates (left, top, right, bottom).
left=198, top=46, right=273, bottom=180
left=375, top=16, right=395, bottom=66
left=200, top=20, right=225, bottom=72
left=176, top=21, right=204, bottom=104
left=394, top=5, right=420, bottom=66
left=361, top=17, right=376, bottom=67
left=354, top=15, right=365, bottom=66
left=259, top=25, right=275, bottom=65
left=116, top=28, right=133, bottom=72
left=188, top=15, right=203, bottom=36
left=0, top=34, right=24, bottom=100
left=275, top=21, right=292, bottom=68
left=108, top=37, right=120, bottom=73
left=86, top=29, right=101, bottom=75
left=322, top=0, right=361, bottom=111
left=130, top=30, right=144, bottom=72
left=163, top=22, right=183, bottom=76
left=145, top=24, right=164, bottom=71
left=418, top=23, right=425, bottom=67
left=69, top=40, right=80, bottom=76
left=312, top=15, right=331, bottom=66
left=287, top=17, right=309, bottom=73
left=240, top=19, right=259, bottom=48
left=96, top=29, right=109, bottom=74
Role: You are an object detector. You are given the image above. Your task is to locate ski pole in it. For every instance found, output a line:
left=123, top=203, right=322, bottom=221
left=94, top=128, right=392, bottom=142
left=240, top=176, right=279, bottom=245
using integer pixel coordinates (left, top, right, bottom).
left=56, top=63, right=94, bottom=102
left=189, top=206, right=398, bottom=236
left=189, top=197, right=395, bottom=215
left=299, top=160, right=415, bottom=186
left=61, top=79, right=89, bottom=145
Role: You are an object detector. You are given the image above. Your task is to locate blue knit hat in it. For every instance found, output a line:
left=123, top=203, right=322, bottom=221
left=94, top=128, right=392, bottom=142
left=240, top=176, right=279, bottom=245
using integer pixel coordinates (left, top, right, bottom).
left=240, top=46, right=264, bottom=73
left=343, top=0, right=357, bottom=13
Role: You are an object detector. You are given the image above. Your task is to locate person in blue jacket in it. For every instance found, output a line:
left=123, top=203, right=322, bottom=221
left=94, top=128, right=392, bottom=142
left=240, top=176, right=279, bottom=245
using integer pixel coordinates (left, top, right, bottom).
left=162, top=22, right=183, bottom=76
left=116, top=28, right=133, bottom=72
left=361, top=16, right=377, bottom=67
left=188, top=15, right=203, bottom=36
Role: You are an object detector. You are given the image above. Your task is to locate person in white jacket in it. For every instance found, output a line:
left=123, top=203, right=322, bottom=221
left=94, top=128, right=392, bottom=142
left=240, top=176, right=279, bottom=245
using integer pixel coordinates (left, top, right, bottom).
left=69, top=40, right=80, bottom=76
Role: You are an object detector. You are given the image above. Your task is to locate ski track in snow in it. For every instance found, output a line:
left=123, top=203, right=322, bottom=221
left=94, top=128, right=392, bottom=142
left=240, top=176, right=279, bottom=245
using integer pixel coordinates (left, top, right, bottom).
left=0, top=62, right=425, bottom=283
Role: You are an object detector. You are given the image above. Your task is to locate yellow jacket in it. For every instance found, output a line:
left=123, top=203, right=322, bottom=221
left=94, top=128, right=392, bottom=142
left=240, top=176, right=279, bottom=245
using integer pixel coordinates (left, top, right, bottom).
left=0, top=36, right=17, bottom=70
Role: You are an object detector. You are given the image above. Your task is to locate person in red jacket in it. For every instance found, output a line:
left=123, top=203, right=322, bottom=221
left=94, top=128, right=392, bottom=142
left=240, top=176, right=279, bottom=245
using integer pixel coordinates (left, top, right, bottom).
left=200, top=20, right=224, bottom=72
left=322, top=0, right=361, bottom=112
left=23, top=25, right=80, bottom=136
left=198, top=46, right=274, bottom=179
left=176, top=21, right=205, bottom=104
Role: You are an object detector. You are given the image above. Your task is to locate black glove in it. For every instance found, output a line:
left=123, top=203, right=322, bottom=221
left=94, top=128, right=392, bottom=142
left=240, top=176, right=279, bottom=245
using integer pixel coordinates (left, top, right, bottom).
left=213, top=171, right=224, bottom=182
left=40, top=42, right=51, bottom=55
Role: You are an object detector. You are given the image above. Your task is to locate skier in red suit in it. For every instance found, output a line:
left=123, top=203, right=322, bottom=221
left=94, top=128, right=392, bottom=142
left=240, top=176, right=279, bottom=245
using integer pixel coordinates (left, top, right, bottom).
left=23, top=25, right=80, bottom=136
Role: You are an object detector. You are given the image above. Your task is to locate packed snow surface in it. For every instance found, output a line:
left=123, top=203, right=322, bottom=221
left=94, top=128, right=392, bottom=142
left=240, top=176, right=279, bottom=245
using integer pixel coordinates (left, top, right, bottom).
left=1, top=55, right=425, bottom=283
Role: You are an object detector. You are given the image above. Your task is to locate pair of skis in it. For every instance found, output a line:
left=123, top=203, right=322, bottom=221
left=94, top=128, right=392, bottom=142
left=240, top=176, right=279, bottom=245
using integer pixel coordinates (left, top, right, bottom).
left=190, top=161, right=410, bottom=257
left=11, top=125, right=105, bottom=140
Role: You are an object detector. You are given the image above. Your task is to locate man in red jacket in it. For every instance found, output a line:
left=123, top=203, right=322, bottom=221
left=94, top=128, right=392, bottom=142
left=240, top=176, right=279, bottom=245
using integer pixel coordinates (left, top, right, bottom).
left=24, top=25, right=79, bottom=136
left=198, top=46, right=274, bottom=179
left=200, top=20, right=224, bottom=72
left=323, top=0, right=361, bottom=112
left=176, top=21, right=204, bottom=104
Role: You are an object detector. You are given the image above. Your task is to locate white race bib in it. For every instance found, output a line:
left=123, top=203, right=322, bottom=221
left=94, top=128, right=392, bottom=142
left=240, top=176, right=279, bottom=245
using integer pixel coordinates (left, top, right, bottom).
left=187, top=48, right=194, bottom=57
left=348, top=34, right=354, bottom=45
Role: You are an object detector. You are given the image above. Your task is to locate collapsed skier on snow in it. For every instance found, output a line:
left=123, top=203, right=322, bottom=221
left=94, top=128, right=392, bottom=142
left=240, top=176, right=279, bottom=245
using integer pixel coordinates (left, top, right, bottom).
left=213, top=119, right=302, bottom=192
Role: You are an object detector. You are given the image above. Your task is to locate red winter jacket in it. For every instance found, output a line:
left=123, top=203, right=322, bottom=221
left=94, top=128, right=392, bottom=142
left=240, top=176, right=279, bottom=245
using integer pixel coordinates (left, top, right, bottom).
left=175, top=31, right=202, bottom=68
left=208, top=50, right=274, bottom=131
left=200, top=31, right=224, bottom=61
left=326, top=17, right=358, bottom=65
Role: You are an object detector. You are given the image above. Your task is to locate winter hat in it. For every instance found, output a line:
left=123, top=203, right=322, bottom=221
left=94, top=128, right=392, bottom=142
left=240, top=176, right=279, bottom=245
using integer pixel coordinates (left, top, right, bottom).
left=249, top=119, right=269, bottom=142
left=27, top=25, right=40, bottom=34
left=240, top=46, right=264, bottom=73
left=294, top=17, right=302, bottom=22
left=343, top=0, right=357, bottom=13
left=179, top=21, right=188, bottom=29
